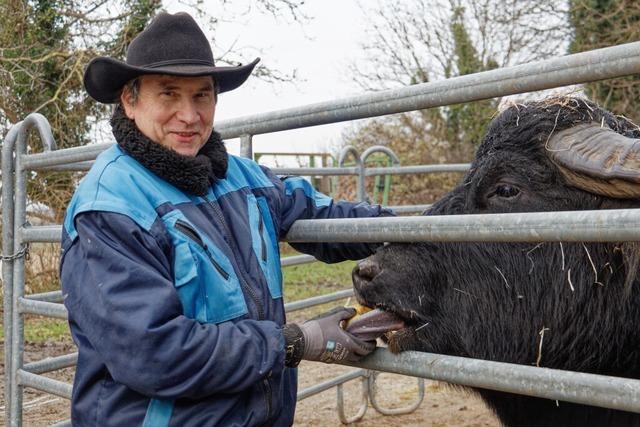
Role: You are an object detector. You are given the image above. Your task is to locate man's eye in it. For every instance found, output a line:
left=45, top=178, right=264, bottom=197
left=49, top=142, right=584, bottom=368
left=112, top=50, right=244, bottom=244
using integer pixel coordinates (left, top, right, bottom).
left=161, top=91, right=175, bottom=97
left=494, top=184, right=520, bottom=198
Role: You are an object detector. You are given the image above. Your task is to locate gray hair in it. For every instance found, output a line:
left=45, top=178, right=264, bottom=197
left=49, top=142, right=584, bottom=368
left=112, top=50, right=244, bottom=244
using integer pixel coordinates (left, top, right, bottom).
left=123, top=77, right=141, bottom=105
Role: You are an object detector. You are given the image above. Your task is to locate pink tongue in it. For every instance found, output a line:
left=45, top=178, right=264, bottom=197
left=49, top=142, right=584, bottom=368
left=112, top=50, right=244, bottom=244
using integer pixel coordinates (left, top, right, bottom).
left=344, top=309, right=405, bottom=341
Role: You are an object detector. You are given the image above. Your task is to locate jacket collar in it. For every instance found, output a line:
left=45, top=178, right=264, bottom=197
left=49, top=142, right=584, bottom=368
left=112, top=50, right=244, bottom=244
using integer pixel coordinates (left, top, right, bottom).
left=110, top=105, right=228, bottom=196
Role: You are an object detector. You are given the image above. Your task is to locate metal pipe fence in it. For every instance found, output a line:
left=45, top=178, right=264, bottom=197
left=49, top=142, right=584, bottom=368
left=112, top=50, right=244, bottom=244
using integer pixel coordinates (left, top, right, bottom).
left=215, top=41, right=640, bottom=138
left=341, top=349, right=640, bottom=413
left=4, top=41, right=640, bottom=426
left=19, top=208, right=640, bottom=245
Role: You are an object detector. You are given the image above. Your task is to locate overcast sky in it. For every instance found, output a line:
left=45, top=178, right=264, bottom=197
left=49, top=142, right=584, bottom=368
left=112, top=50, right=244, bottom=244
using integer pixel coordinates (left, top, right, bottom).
left=165, top=1, right=372, bottom=159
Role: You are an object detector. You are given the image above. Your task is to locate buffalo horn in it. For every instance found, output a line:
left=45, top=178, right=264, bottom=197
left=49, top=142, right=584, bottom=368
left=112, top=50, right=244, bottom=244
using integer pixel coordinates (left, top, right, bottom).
left=546, top=122, right=640, bottom=198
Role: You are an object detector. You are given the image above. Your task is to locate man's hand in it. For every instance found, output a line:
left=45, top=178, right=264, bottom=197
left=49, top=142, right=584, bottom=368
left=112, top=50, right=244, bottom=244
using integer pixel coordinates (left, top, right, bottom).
left=282, top=307, right=376, bottom=367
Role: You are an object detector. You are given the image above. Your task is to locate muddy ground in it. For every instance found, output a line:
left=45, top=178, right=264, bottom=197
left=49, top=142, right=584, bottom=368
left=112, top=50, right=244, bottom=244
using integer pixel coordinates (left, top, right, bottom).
left=1, top=337, right=500, bottom=426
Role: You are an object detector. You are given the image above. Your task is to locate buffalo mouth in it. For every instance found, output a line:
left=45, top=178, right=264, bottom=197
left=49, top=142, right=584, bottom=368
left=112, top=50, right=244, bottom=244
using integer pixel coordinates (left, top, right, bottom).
left=352, top=258, right=421, bottom=352
left=351, top=295, right=418, bottom=353
left=344, top=302, right=405, bottom=341
left=346, top=289, right=420, bottom=353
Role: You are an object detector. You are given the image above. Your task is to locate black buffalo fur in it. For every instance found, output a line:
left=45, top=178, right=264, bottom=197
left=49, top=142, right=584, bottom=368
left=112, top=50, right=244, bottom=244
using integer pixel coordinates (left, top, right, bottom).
left=352, top=97, right=640, bottom=427
left=110, top=105, right=228, bottom=196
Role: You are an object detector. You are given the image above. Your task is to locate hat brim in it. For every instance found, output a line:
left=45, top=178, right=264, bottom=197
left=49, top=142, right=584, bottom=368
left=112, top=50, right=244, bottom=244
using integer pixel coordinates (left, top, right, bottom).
left=84, top=57, right=260, bottom=103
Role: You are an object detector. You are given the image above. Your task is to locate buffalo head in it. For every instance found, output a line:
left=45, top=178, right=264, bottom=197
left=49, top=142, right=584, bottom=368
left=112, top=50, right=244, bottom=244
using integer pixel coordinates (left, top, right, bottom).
left=352, top=97, right=640, bottom=426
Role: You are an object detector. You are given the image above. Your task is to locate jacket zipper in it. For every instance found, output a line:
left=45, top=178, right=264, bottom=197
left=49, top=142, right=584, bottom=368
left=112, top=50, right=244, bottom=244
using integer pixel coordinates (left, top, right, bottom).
left=258, top=213, right=267, bottom=262
left=208, top=200, right=274, bottom=421
left=251, top=209, right=273, bottom=419
left=207, top=200, right=265, bottom=321
left=178, top=211, right=273, bottom=418
left=175, top=219, right=229, bottom=280
left=262, top=371, right=273, bottom=419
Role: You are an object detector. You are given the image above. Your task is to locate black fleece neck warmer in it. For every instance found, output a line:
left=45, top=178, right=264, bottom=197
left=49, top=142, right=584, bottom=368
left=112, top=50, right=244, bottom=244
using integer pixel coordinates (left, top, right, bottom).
left=110, top=105, right=228, bottom=196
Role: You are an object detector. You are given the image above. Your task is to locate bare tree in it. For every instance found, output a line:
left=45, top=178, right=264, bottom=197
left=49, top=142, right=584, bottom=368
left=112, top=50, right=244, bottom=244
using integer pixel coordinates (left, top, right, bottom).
left=570, top=0, right=640, bottom=122
left=352, top=0, right=570, bottom=91
left=339, top=0, right=571, bottom=205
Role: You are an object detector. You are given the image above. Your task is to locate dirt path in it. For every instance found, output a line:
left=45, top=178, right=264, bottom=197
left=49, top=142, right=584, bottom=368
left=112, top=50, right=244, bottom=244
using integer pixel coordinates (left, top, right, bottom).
left=295, top=361, right=499, bottom=427
left=1, top=338, right=500, bottom=426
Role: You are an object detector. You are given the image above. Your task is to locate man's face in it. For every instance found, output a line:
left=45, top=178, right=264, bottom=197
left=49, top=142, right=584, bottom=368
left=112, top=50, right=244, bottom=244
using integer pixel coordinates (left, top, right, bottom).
left=121, top=74, right=216, bottom=157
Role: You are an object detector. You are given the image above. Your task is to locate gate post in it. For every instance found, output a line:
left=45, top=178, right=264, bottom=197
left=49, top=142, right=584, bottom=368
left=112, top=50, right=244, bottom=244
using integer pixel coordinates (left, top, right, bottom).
left=2, top=122, right=21, bottom=425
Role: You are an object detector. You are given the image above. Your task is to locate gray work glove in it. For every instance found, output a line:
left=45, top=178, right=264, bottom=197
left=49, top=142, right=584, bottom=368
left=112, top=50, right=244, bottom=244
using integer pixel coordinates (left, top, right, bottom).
left=282, top=307, right=377, bottom=367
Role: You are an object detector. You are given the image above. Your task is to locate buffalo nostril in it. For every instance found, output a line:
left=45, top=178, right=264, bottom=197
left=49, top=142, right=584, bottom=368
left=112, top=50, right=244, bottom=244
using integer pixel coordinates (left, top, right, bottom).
left=356, top=258, right=381, bottom=281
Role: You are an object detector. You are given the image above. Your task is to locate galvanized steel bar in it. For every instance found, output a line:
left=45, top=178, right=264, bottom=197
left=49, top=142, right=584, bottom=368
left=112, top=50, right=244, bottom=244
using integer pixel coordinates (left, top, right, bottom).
left=297, top=368, right=367, bottom=400
left=25, top=290, right=64, bottom=303
left=35, top=161, right=93, bottom=172
left=284, top=289, right=353, bottom=312
left=239, top=134, right=253, bottom=159
left=27, top=162, right=468, bottom=177
left=388, top=204, right=431, bottom=214
left=271, top=167, right=359, bottom=176
left=20, top=226, right=61, bottom=243
left=361, top=146, right=401, bottom=204
left=365, top=164, right=470, bottom=176
left=342, top=349, right=640, bottom=413
left=338, top=146, right=365, bottom=202
left=215, top=42, right=640, bottom=139
left=336, top=373, right=369, bottom=424
left=20, top=142, right=111, bottom=170
left=357, top=163, right=365, bottom=202
left=20, top=208, right=640, bottom=245
left=23, top=353, right=78, bottom=375
left=10, top=127, right=71, bottom=427
left=17, top=298, right=68, bottom=320
left=10, top=118, right=32, bottom=427
left=285, top=208, right=640, bottom=243
left=2, top=120, right=20, bottom=424
left=16, top=370, right=72, bottom=400
left=367, top=371, right=426, bottom=416
left=280, top=254, right=317, bottom=267
left=361, top=146, right=401, bottom=167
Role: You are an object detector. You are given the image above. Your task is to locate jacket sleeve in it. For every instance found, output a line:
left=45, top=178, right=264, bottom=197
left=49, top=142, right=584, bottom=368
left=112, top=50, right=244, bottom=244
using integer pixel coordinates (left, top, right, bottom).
left=60, top=211, right=285, bottom=400
left=260, top=166, right=395, bottom=263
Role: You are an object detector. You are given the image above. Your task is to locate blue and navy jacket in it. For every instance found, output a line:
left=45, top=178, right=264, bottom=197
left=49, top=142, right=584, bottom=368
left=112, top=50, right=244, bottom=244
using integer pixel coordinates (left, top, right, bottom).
left=60, top=145, right=388, bottom=427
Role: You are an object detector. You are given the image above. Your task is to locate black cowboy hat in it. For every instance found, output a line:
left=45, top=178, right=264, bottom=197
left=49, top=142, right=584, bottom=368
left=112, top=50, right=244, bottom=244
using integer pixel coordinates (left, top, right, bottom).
left=83, top=11, right=260, bottom=103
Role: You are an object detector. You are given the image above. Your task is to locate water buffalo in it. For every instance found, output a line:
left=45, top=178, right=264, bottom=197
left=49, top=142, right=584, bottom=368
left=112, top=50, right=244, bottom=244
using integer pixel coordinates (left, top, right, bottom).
left=352, top=97, right=640, bottom=427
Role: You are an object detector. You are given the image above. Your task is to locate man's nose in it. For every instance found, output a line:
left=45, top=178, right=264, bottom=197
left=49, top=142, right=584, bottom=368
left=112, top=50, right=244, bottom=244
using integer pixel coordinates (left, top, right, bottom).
left=175, top=100, right=199, bottom=124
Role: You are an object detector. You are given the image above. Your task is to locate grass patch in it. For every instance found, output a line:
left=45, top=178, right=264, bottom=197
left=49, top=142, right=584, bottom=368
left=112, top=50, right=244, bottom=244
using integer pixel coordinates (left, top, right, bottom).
left=0, top=316, right=70, bottom=344
left=283, top=259, right=356, bottom=301
left=24, top=317, right=70, bottom=343
left=282, top=257, right=358, bottom=320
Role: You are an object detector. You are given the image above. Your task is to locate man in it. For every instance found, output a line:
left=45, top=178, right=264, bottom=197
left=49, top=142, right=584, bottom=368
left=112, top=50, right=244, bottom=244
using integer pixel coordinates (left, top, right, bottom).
left=60, top=11, right=391, bottom=427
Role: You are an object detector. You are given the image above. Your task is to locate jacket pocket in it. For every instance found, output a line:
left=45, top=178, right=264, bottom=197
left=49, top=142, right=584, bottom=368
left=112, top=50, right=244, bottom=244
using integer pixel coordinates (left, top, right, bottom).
left=162, top=210, right=248, bottom=323
left=172, top=241, right=208, bottom=322
left=247, top=194, right=283, bottom=298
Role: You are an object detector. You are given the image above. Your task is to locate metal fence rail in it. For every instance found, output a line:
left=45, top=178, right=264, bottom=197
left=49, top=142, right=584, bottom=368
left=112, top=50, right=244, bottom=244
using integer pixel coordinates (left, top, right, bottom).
left=5, top=41, right=640, bottom=426
left=17, top=207, right=640, bottom=244
left=215, top=41, right=640, bottom=138
left=341, top=349, right=640, bottom=414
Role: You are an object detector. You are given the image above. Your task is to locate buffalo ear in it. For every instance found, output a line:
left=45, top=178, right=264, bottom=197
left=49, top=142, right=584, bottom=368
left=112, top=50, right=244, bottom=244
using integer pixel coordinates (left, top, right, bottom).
left=546, top=122, right=640, bottom=198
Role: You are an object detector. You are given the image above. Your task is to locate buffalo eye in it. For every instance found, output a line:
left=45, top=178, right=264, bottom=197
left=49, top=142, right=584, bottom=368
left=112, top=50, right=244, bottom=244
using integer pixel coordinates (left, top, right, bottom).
left=491, top=184, right=520, bottom=199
